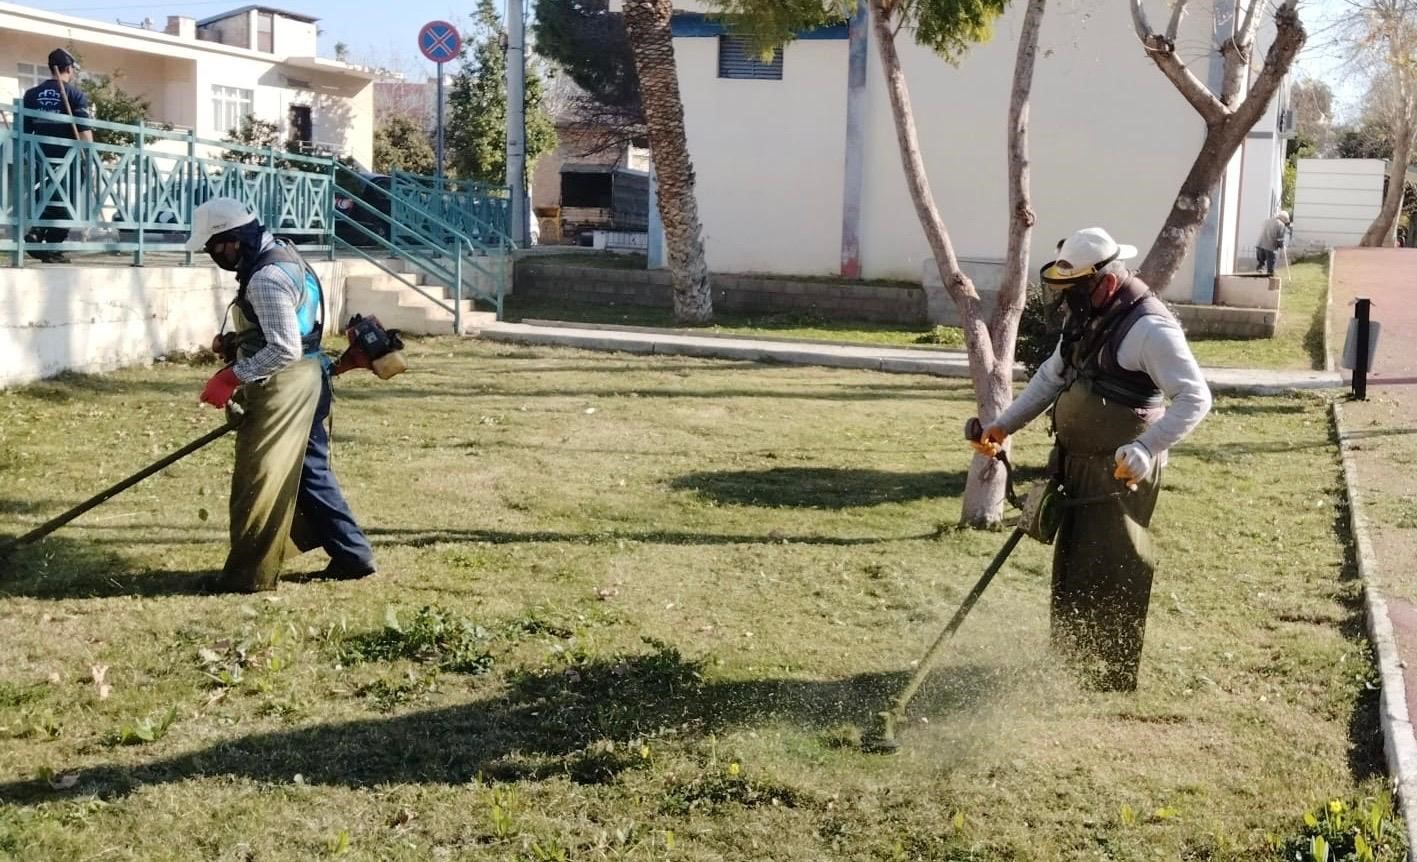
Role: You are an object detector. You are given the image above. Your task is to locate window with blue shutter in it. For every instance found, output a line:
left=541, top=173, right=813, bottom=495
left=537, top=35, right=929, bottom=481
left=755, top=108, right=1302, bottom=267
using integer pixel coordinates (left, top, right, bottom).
left=717, top=35, right=783, bottom=80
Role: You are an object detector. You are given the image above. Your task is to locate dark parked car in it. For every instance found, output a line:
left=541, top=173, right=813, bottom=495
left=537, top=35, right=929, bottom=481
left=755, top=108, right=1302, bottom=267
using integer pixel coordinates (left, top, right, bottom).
left=334, top=173, right=392, bottom=246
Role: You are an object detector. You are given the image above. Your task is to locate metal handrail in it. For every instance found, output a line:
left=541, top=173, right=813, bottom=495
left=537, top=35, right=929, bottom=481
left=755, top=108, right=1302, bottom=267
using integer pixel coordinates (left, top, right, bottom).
left=11, top=105, right=334, bottom=168
left=389, top=169, right=516, bottom=250
left=336, top=166, right=501, bottom=274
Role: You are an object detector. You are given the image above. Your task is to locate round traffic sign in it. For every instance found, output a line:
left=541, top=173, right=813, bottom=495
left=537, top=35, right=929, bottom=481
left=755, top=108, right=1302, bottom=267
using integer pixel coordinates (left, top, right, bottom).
left=419, top=20, right=462, bottom=64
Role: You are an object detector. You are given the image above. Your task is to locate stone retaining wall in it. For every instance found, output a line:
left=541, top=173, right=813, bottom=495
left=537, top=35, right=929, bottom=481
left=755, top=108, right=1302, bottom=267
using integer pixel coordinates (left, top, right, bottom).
left=514, top=262, right=1278, bottom=338
left=515, top=262, right=928, bottom=325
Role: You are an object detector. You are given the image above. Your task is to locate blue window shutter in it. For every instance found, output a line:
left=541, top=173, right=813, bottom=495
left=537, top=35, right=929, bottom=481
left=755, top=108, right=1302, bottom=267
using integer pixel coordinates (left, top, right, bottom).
left=717, top=35, right=783, bottom=80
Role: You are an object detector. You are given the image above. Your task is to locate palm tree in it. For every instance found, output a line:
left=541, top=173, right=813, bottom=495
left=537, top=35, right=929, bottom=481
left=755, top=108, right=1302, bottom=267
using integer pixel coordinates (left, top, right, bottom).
left=622, top=0, right=713, bottom=324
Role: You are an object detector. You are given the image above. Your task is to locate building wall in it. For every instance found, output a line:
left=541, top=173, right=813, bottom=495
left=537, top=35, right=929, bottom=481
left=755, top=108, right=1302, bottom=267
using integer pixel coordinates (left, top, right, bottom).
left=675, top=36, right=848, bottom=277
left=1236, top=131, right=1284, bottom=270
left=0, top=4, right=372, bottom=166
left=272, top=15, right=317, bottom=57
left=1293, top=158, right=1385, bottom=250
left=656, top=0, right=1214, bottom=295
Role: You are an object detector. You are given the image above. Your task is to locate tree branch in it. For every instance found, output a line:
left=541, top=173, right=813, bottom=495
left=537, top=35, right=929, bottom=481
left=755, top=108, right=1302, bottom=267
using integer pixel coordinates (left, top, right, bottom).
left=1237, top=0, right=1265, bottom=51
left=1130, top=0, right=1154, bottom=42
left=1226, top=0, right=1306, bottom=133
left=1146, top=43, right=1229, bottom=123
left=1166, top=0, right=1188, bottom=43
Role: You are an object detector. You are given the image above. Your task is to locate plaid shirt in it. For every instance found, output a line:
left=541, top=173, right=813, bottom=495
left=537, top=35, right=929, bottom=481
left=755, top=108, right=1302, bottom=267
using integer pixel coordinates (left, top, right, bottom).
left=232, top=234, right=304, bottom=383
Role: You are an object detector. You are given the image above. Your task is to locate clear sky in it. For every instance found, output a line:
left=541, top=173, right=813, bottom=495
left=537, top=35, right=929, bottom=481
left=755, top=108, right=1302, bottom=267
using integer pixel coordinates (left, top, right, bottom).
left=12, top=0, right=1368, bottom=112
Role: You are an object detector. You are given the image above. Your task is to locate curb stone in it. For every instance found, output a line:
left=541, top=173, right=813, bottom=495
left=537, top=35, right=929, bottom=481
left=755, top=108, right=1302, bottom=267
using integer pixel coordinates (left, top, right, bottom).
left=475, top=322, right=1343, bottom=394
left=1333, top=400, right=1417, bottom=856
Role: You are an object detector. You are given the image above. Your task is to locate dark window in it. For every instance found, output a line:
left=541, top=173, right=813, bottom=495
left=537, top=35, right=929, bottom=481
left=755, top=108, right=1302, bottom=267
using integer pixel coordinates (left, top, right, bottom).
left=289, top=105, right=312, bottom=146
left=257, top=11, right=274, bottom=52
left=717, top=35, right=782, bottom=80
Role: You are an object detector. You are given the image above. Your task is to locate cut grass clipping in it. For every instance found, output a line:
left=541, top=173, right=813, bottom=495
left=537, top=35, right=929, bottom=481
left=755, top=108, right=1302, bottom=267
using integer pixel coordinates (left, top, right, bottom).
left=0, top=338, right=1401, bottom=860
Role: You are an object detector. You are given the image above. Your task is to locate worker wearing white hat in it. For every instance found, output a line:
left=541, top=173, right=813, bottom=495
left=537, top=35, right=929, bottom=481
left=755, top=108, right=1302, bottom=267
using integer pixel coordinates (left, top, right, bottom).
left=1256, top=210, right=1291, bottom=276
left=187, top=197, right=376, bottom=593
left=966, top=228, right=1212, bottom=691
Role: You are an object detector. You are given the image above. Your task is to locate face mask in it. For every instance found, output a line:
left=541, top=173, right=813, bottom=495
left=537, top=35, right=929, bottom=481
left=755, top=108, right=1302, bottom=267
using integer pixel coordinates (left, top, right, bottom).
left=1061, top=281, right=1094, bottom=320
left=208, top=242, right=242, bottom=271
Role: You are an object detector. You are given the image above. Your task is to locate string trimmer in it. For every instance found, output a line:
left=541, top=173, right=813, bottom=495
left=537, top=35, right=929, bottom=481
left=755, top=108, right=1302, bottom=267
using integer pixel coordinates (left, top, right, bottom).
left=0, top=405, right=244, bottom=562
left=860, top=439, right=1130, bottom=753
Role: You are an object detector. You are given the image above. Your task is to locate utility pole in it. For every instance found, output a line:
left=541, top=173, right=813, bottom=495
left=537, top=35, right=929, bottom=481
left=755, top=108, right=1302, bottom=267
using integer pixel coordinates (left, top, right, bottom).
left=506, top=0, right=528, bottom=246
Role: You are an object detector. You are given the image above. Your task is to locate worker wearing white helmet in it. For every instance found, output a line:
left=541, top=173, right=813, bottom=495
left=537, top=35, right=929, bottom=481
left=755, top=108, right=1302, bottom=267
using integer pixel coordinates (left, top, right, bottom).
left=966, top=228, right=1212, bottom=692
left=187, top=197, right=377, bottom=593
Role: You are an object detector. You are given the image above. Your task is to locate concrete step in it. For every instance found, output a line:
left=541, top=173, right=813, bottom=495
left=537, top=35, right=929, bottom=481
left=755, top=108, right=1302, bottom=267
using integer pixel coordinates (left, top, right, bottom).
left=349, top=267, right=503, bottom=303
left=345, top=274, right=497, bottom=335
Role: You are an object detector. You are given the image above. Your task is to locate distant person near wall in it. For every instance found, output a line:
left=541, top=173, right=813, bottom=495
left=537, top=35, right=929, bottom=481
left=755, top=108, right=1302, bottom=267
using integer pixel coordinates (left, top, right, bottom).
left=1255, top=210, right=1290, bottom=277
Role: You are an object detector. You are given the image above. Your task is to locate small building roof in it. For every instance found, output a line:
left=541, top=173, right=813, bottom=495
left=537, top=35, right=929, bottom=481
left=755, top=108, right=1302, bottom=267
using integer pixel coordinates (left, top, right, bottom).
left=197, top=5, right=319, bottom=26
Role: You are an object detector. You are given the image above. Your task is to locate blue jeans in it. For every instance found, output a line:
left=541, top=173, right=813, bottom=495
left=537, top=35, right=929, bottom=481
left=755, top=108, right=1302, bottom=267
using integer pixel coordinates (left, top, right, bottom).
left=295, top=370, right=375, bottom=571
left=1257, top=247, right=1277, bottom=275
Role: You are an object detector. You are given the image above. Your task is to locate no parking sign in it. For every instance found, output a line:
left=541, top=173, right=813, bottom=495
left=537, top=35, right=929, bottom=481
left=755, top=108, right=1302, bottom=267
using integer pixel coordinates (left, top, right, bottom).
left=419, top=20, right=462, bottom=179
left=419, top=20, right=462, bottom=63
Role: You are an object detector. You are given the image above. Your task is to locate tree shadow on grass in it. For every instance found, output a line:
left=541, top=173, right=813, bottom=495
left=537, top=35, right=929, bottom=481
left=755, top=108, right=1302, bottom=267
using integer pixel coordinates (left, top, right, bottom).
left=0, top=644, right=1010, bottom=802
left=670, top=468, right=967, bottom=509
left=0, top=535, right=216, bottom=599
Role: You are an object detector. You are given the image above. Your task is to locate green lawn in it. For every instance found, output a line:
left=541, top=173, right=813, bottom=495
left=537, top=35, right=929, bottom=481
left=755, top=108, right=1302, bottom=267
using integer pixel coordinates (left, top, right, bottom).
left=0, top=339, right=1398, bottom=860
left=1186, top=258, right=1329, bottom=370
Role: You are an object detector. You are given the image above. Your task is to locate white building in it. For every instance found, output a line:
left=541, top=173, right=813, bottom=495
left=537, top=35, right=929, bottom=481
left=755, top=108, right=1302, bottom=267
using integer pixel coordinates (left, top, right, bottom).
left=620, top=0, right=1292, bottom=304
left=0, top=2, right=376, bottom=166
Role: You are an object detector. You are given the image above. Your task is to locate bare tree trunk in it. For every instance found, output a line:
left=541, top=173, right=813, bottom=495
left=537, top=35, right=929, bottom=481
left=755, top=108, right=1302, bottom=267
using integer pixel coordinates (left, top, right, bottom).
left=1137, top=126, right=1246, bottom=287
left=991, top=0, right=1046, bottom=409
left=1131, top=0, right=1305, bottom=292
left=1362, top=113, right=1413, bottom=246
left=1130, top=1, right=1305, bottom=290
left=623, top=0, right=713, bottom=323
left=868, top=0, right=1007, bottom=526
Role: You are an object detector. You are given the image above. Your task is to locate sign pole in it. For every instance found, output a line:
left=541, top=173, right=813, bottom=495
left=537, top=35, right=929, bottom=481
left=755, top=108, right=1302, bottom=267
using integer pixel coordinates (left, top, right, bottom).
left=435, top=61, right=444, bottom=183
left=418, top=20, right=462, bottom=187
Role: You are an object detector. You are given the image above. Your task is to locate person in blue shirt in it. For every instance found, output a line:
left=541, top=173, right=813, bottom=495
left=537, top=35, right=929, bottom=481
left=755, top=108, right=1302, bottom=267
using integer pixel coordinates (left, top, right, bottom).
left=21, top=49, right=94, bottom=263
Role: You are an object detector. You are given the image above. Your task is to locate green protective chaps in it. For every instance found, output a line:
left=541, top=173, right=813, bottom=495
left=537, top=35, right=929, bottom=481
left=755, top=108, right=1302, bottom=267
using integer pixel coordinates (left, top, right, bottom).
left=218, top=358, right=322, bottom=591
left=1049, top=377, right=1163, bottom=692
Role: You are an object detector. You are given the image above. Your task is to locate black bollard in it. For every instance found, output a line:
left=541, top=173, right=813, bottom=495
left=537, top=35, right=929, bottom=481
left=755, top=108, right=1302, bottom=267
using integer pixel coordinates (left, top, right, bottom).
left=1354, top=297, right=1372, bottom=401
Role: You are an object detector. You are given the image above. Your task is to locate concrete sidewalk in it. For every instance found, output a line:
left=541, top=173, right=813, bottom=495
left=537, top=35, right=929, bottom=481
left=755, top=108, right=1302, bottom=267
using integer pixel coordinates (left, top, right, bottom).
left=1328, top=247, right=1417, bottom=852
left=475, top=319, right=1343, bottom=396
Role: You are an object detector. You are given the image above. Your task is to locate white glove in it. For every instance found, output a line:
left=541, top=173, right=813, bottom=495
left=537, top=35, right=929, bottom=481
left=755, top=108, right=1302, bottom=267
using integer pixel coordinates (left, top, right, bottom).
left=1113, top=442, right=1154, bottom=486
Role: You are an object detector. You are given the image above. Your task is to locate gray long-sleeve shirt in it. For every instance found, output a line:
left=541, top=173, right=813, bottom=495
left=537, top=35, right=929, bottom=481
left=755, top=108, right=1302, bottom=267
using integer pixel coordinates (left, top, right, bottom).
left=993, top=314, right=1213, bottom=460
left=1257, top=217, right=1289, bottom=252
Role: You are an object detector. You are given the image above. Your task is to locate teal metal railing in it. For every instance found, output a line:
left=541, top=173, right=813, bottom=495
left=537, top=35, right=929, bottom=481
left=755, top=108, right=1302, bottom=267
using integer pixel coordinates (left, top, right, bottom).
left=2, top=106, right=513, bottom=327
left=331, top=165, right=509, bottom=329
left=389, top=170, right=514, bottom=251
left=3, top=104, right=334, bottom=266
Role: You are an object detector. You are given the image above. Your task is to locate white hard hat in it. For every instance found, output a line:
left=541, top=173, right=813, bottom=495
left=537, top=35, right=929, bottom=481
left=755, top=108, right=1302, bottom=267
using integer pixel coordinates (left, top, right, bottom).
left=186, top=197, right=257, bottom=252
left=1040, top=227, right=1138, bottom=287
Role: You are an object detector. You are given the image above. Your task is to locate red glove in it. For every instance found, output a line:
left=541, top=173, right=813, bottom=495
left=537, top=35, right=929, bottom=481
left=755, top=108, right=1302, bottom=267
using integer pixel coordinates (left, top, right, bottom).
left=200, top=366, right=241, bottom=409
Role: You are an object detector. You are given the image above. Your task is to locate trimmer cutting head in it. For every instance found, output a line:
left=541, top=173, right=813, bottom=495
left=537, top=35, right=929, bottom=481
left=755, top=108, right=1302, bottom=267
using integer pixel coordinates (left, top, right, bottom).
left=861, top=710, right=902, bottom=754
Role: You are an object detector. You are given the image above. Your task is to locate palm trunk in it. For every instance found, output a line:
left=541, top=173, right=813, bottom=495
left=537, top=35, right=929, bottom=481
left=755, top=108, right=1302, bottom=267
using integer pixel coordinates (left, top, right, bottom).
left=623, top=0, right=713, bottom=324
left=1361, top=113, right=1413, bottom=247
left=868, top=0, right=1004, bottom=526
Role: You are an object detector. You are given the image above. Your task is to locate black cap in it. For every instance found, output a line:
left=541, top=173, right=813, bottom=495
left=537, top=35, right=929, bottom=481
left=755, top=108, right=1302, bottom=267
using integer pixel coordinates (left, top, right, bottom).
left=48, top=49, right=76, bottom=70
